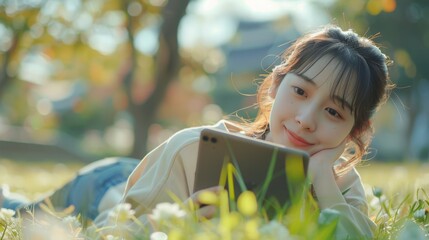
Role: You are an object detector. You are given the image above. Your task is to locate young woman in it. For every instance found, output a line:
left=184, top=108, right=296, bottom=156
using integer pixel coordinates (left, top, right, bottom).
left=1, top=24, right=393, bottom=238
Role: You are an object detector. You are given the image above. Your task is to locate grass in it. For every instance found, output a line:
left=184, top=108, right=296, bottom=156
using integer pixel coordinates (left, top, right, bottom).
left=0, top=159, right=84, bottom=200
left=2, top=159, right=428, bottom=199
left=357, top=161, right=429, bottom=194
left=1, top=158, right=429, bottom=239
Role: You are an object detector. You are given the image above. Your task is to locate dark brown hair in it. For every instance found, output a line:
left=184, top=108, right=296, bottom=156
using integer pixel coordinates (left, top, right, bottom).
left=238, top=25, right=394, bottom=175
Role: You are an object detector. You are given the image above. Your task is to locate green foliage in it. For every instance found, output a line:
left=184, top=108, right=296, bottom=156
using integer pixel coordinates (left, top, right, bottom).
left=0, top=209, right=21, bottom=240
left=2, top=160, right=429, bottom=239
left=2, top=186, right=429, bottom=239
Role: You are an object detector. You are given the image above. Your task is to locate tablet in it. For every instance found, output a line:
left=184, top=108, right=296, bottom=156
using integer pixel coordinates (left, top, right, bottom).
left=194, top=128, right=310, bottom=208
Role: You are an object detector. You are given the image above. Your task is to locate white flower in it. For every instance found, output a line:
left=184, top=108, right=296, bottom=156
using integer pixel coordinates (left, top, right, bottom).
left=370, top=195, right=388, bottom=209
left=151, top=202, right=186, bottom=222
left=108, top=203, right=136, bottom=223
left=259, top=220, right=290, bottom=239
left=0, top=208, right=19, bottom=240
left=0, top=208, right=16, bottom=220
left=150, top=231, right=168, bottom=240
left=62, top=215, right=81, bottom=229
left=105, top=235, right=122, bottom=240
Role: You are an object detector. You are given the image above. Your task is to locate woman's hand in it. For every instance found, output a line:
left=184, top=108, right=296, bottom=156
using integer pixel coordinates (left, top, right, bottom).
left=185, top=186, right=222, bottom=220
left=307, top=140, right=348, bottom=209
left=308, top=140, right=346, bottom=182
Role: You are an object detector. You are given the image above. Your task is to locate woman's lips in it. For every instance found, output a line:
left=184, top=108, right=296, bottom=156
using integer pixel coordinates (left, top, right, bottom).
left=285, top=127, right=313, bottom=147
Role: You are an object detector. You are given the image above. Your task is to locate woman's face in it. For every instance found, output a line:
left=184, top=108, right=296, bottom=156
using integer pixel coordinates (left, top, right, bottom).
left=266, top=55, right=355, bottom=156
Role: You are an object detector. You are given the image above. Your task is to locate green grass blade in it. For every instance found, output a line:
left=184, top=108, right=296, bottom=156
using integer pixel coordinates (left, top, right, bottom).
left=257, top=148, right=279, bottom=207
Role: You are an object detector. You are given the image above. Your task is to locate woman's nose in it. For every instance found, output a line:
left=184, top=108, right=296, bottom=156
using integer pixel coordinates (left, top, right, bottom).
left=295, top=107, right=317, bottom=132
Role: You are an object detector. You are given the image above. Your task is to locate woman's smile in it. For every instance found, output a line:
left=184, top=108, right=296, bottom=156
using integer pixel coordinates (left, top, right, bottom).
left=268, top=55, right=355, bottom=158
left=284, top=126, right=313, bottom=148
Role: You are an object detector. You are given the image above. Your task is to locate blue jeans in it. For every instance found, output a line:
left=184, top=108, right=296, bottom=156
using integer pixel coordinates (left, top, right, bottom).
left=4, top=157, right=138, bottom=220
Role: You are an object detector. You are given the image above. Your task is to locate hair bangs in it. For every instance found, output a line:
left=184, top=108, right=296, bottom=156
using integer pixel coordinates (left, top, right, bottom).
left=329, top=63, right=357, bottom=114
left=291, top=42, right=373, bottom=121
left=331, top=49, right=372, bottom=123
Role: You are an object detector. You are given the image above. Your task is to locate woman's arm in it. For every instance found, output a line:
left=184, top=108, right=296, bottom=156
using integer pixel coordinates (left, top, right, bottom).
left=308, top=143, right=376, bottom=238
left=308, top=141, right=347, bottom=209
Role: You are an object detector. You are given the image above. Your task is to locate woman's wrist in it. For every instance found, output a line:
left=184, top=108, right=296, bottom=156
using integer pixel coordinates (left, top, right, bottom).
left=311, top=166, right=346, bottom=209
left=309, top=159, right=333, bottom=184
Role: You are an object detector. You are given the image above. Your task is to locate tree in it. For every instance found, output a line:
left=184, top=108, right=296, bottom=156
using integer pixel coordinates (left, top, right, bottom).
left=0, top=0, right=194, bottom=159
left=0, top=4, right=40, bottom=116
left=122, top=0, right=190, bottom=157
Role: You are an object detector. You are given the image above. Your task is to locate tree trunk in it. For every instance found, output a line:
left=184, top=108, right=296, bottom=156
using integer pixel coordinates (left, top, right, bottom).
left=0, top=34, right=19, bottom=100
left=127, top=0, right=190, bottom=158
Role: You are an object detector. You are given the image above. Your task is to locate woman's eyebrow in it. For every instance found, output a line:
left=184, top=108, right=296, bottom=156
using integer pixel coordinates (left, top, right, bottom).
left=293, top=72, right=353, bottom=112
left=293, top=72, right=316, bottom=85
left=333, top=96, right=353, bottom=112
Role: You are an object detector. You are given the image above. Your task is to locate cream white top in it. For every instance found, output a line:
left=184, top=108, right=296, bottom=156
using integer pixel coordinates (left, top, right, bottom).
left=94, top=120, right=376, bottom=238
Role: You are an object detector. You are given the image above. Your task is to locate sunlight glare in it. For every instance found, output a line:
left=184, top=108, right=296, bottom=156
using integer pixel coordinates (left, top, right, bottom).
left=192, top=75, right=215, bottom=94
left=88, top=25, right=122, bottom=55
left=135, top=27, right=159, bottom=56
left=73, top=12, right=94, bottom=31
left=19, top=53, right=51, bottom=85
left=36, top=99, right=53, bottom=116
left=179, top=14, right=237, bottom=48
left=202, top=104, right=223, bottom=124
left=128, top=1, right=142, bottom=17
left=289, top=1, right=330, bottom=32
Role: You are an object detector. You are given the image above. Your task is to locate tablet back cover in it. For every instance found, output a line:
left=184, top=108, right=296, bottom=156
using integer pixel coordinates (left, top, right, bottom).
left=194, top=128, right=309, bottom=206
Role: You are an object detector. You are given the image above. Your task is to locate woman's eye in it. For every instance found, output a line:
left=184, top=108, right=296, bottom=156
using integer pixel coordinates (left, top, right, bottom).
left=293, top=87, right=306, bottom=96
left=326, top=107, right=341, bottom=119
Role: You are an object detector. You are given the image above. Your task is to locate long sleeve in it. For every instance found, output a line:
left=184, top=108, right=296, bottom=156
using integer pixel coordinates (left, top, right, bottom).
left=92, top=125, right=202, bottom=232
left=92, top=120, right=375, bottom=238
left=330, top=167, right=376, bottom=239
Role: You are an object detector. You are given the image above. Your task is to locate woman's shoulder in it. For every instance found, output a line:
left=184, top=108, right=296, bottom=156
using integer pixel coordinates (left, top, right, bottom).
left=166, top=119, right=242, bottom=144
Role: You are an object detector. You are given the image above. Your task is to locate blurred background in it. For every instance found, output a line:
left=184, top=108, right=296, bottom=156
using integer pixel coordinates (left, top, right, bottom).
left=0, top=0, right=428, bottom=168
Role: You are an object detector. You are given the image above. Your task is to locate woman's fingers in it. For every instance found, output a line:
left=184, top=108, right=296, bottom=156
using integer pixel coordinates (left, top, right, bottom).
left=308, top=140, right=347, bottom=180
left=196, top=205, right=217, bottom=219
left=185, top=186, right=223, bottom=219
left=190, top=186, right=223, bottom=205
